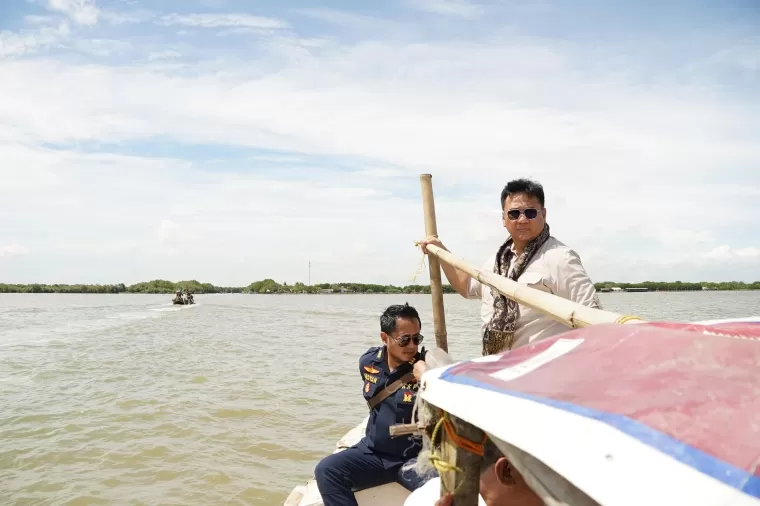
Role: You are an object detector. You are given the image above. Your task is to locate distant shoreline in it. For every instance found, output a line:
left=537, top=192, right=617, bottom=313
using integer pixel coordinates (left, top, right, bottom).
left=1, top=279, right=759, bottom=294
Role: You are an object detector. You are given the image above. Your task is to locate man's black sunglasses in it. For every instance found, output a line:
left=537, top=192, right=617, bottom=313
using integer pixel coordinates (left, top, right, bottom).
left=391, top=333, right=424, bottom=347
left=505, top=208, right=539, bottom=221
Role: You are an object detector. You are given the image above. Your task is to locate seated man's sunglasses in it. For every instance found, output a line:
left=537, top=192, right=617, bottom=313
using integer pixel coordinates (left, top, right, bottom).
left=391, top=333, right=424, bottom=347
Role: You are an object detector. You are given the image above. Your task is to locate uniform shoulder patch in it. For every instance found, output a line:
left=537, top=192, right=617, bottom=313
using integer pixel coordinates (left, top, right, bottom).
left=359, top=346, right=383, bottom=368
left=360, top=346, right=382, bottom=360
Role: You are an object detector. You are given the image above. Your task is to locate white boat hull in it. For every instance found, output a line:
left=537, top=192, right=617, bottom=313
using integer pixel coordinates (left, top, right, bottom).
left=283, top=416, right=411, bottom=506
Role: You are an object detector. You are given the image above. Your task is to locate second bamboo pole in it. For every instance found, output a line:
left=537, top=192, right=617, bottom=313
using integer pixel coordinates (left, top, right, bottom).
left=420, top=174, right=449, bottom=353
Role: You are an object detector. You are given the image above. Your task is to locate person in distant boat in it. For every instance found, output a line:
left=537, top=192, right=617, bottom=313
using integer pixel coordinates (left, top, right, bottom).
left=419, top=178, right=600, bottom=355
left=404, top=436, right=542, bottom=506
left=314, top=303, right=430, bottom=506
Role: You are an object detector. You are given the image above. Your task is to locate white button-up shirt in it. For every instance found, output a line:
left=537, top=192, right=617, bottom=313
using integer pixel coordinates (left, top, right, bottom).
left=467, top=236, right=601, bottom=351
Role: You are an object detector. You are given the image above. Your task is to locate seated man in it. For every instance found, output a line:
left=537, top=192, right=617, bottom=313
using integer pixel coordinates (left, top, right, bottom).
left=315, top=303, right=430, bottom=506
left=404, top=437, right=542, bottom=506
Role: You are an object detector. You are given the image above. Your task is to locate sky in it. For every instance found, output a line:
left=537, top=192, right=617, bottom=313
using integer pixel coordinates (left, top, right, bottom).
left=1, top=0, right=759, bottom=286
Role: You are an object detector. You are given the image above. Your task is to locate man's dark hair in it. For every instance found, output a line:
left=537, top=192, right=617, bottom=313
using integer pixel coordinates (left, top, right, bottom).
left=500, top=178, right=545, bottom=209
left=380, top=303, right=421, bottom=334
left=480, top=437, right=505, bottom=473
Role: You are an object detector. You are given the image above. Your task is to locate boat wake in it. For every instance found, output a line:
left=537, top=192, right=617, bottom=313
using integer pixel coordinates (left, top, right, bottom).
left=151, top=303, right=199, bottom=312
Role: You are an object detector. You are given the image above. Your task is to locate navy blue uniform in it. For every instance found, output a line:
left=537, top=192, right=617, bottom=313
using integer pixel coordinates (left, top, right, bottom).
left=314, top=346, right=428, bottom=506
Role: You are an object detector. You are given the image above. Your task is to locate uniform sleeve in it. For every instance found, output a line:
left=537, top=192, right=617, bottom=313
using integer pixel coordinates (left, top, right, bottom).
left=551, top=250, right=602, bottom=309
left=359, top=347, right=377, bottom=381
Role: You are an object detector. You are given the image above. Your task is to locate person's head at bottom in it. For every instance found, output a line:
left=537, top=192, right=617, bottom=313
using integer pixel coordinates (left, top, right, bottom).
left=436, top=438, right=543, bottom=506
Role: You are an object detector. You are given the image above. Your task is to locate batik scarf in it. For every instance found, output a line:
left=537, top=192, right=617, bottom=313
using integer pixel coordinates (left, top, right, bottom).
left=483, top=223, right=551, bottom=355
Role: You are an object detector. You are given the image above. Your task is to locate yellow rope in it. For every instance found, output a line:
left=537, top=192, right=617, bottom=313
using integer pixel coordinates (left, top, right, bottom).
left=429, top=410, right=493, bottom=494
left=428, top=415, right=462, bottom=493
left=410, top=241, right=427, bottom=282
left=615, top=315, right=643, bottom=324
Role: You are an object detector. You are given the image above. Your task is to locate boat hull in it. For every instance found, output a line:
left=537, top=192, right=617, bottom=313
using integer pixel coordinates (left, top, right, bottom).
left=283, top=417, right=411, bottom=506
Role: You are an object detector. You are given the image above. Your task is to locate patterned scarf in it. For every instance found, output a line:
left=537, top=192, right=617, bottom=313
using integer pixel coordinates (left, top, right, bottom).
left=483, top=223, right=551, bottom=355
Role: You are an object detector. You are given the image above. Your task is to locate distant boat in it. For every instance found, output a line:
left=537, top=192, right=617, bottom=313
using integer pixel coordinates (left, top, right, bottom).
left=172, top=292, right=194, bottom=305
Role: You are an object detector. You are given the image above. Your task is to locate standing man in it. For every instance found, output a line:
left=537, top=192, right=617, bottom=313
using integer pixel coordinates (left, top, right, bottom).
left=420, top=178, right=600, bottom=355
left=314, top=303, right=429, bottom=505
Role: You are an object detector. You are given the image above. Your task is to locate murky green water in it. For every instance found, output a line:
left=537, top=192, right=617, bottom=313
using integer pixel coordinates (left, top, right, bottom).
left=2, top=292, right=759, bottom=504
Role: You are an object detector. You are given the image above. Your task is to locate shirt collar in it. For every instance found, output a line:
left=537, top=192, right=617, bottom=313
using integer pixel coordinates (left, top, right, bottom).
left=373, top=345, right=419, bottom=370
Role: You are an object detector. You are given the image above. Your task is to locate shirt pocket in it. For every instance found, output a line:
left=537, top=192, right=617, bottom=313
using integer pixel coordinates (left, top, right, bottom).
left=518, top=271, right=553, bottom=294
left=395, top=402, right=414, bottom=422
left=393, top=386, right=416, bottom=421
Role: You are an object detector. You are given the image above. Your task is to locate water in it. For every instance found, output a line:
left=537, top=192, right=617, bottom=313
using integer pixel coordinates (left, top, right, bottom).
left=1, top=292, right=759, bottom=505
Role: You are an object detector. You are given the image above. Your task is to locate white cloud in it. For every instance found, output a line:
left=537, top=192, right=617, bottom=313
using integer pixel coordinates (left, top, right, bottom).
left=737, top=248, right=760, bottom=258
left=47, top=0, right=100, bottom=25
left=100, top=8, right=155, bottom=25
left=704, top=245, right=734, bottom=261
left=157, top=220, right=181, bottom=244
left=0, top=3, right=759, bottom=285
left=0, top=243, right=29, bottom=257
left=672, top=245, right=760, bottom=271
left=147, top=50, right=182, bottom=61
left=73, top=37, right=133, bottom=56
left=3, top=44, right=755, bottom=182
left=404, top=0, right=484, bottom=18
left=0, top=22, right=70, bottom=58
left=291, top=8, right=397, bottom=32
left=159, top=13, right=288, bottom=30
left=704, top=40, right=760, bottom=73
left=24, top=15, right=58, bottom=25
left=0, top=146, right=483, bottom=284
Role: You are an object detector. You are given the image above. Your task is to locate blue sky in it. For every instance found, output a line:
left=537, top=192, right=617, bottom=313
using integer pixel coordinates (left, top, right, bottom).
left=1, top=0, right=759, bottom=285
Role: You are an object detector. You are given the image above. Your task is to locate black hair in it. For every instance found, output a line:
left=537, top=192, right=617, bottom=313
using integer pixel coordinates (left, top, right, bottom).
left=380, top=303, right=421, bottom=334
left=480, top=437, right=504, bottom=473
left=500, top=178, right=545, bottom=209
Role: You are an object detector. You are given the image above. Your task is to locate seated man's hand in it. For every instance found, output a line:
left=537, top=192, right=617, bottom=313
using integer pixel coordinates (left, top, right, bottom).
left=413, top=361, right=429, bottom=382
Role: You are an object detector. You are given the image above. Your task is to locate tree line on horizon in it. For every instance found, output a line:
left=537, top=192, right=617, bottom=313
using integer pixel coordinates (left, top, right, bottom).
left=1, top=278, right=759, bottom=294
left=597, top=280, right=760, bottom=292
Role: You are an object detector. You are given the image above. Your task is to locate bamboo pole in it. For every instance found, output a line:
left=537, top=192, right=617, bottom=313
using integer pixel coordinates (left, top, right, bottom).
left=440, top=414, right=484, bottom=506
left=424, top=244, right=645, bottom=328
left=420, top=174, right=449, bottom=352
